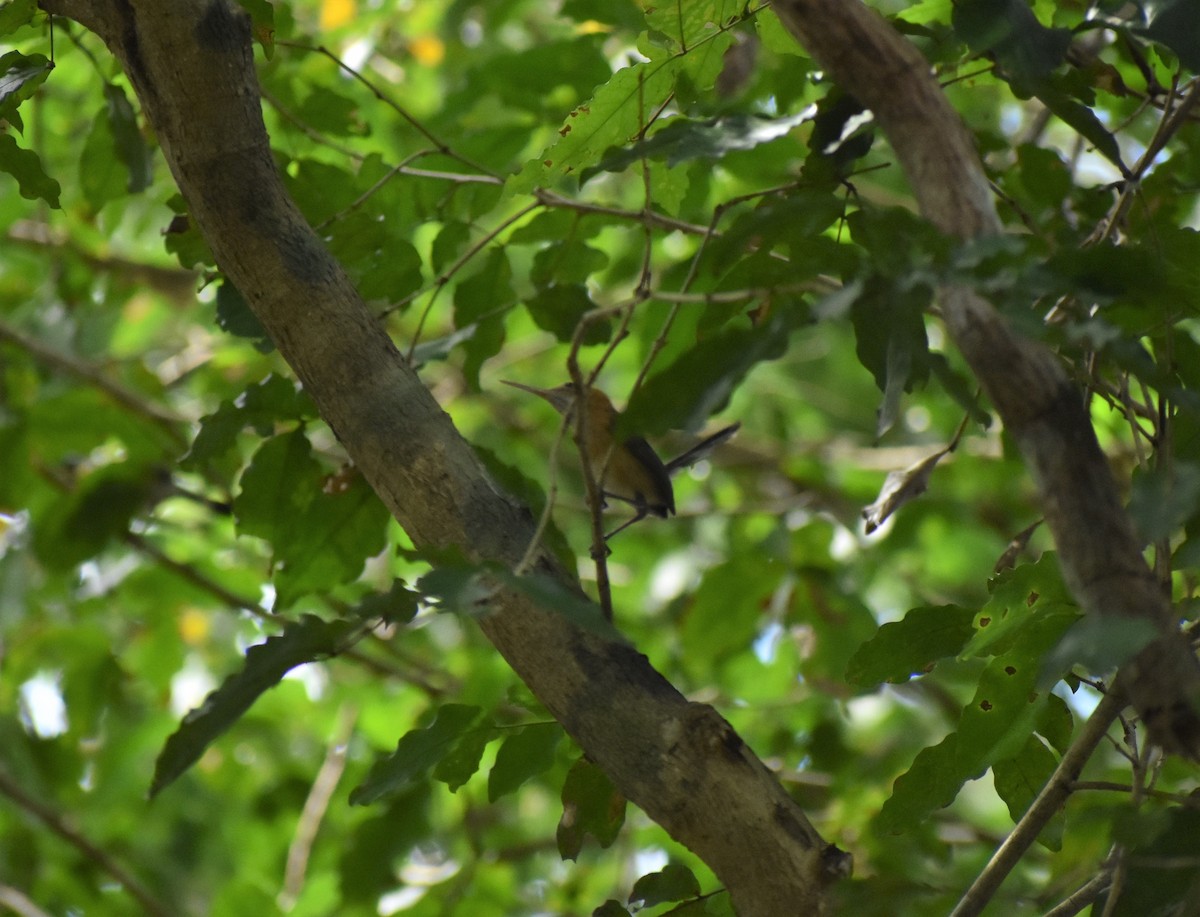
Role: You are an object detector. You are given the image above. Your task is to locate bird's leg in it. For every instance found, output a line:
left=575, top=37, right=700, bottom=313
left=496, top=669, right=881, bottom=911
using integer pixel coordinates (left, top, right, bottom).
left=604, top=504, right=649, bottom=541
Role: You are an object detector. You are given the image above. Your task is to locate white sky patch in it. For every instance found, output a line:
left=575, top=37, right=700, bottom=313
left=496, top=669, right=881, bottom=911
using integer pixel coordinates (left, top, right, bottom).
left=170, top=655, right=217, bottom=718
left=19, top=671, right=68, bottom=738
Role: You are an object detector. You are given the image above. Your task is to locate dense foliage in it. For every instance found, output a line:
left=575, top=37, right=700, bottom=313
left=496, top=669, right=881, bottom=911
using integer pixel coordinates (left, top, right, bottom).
left=3, top=0, right=1200, bottom=914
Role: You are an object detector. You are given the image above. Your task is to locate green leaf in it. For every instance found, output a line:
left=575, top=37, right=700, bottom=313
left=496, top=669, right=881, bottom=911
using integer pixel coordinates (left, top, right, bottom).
left=848, top=280, right=931, bottom=436
left=510, top=47, right=683, bottom=193
left=454, top=247, right=513, bottom=390
left=215, top=281, right=274, bottom=352
left=232, top=431, right=388, bottom=606
left=1041, top=614, right=1160, bottom=683
left=585, top=111, right=810, bottom=179
left=681, top=555, right=784, bottom=678
left=993, top=736, right=1064, bottom=850
left=1033, top=80, right=1124, bottom=173
left=0, top=50, right=51, bottom=118
left=0, top=0, right=38, bottom=36
left=876, top=606, right=1077, bottom=834
left=592, top=902, right=632, bottom=917
left=183, top=374, right=313, bottom=472
left=846, top=605, right=976, bottom=687
left=79, top=107, right=126, bottom=211
left=351, top=579, right=420, bottom=627
left=103, top=82, right=152, bottom=193
left=962, top=554, right=1074, bottom=659
left=151, top=614, right=360, bottom=796
left=350, top=704, right=484, bottom=805
left=530, top=238, right=609, bottom=287
left=0, top=131, right=60, bottom=207
left=31, top=464, right=158, bottom=571
left=1102, top=808, right=1200, bottom=915
left=557, top=756, right=627, bottom=860
left=1138, top=0, right=1200, bottom=72
left=629, top=862, right=702, bottom=908
left=327, top=210, right=423, bottom=303
left=1129, top=461, right=1200, bottom=542
left=432, top=725, right=494, bottom=792
left=524, top=284, right=609, bottom=343
left=234, top=428, right=321, bottom=542
left=952, top=0, right=1071, bottom=82
left=488, top=722, right=563, bottom=802
left=643, top=0, right=744, bottom=51
left=622, top=310, right=796, bottom=436
left=272, top=472, right=390, bottom=608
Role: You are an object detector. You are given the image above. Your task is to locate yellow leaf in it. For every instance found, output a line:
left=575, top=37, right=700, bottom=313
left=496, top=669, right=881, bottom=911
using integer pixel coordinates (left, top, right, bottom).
left=320, top=0, right=355, bottom=31
left=409, top=35, right=445, bottom=66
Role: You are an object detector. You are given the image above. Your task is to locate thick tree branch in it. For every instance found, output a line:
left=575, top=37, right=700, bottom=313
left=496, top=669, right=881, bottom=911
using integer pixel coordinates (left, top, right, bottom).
left=36, top=1, right=843, bottom=913
left=770, top=0, right=1200, bottom=758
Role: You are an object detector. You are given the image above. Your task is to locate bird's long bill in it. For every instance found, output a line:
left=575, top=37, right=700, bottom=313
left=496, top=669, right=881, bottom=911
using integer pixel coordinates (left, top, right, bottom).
left=501, top=379, right=576, bottom=415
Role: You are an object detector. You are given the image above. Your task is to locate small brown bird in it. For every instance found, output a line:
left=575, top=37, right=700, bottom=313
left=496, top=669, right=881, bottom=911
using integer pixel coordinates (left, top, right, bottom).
left=503, top=380, right=739, bottom=539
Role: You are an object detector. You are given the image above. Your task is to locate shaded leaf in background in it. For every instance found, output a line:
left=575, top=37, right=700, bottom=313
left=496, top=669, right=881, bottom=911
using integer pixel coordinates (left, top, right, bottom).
left=557, top=756, right=627, bottom=860
left=1040, top=614, right=1160, bottom=685
left=488, top=722, right=563, bottom=802
left=629, top=862, right=702, bottom=909
left=215, top=281, right=274, bottom=353
left=1128, top=460, right=1200, bottom=543
left=1100, top=808, right=1200, bottom=915
left=151, top=614, right=360, bottom=796
left=1136, top=0, right=1200, bottom=72
left=524, top=283, right=609, bottom=344
left=622, top=310, right=797, bottom=437
left=0, top=0, right=37, bottom=35
left=184, top=373, right=314, bottom=473
left=454, top=246, right=513, bottom=390
left=351, top=704, right=484, bottom=806
left=952, top=0, right=1071, bottom=84
left=351, top=578, right=420, bottom=627
left=103, top=82, right=151, bottom=193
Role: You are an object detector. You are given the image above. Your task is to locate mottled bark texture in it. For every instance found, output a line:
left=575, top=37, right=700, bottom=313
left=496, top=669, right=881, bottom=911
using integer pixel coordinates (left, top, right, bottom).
left=37, top=1, right=842, bottom=912
left=771, top=0, right=1200, bottom=757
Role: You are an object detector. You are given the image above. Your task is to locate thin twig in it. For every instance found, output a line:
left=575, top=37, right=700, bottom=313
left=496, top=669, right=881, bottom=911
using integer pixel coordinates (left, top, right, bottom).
left=276, top=41, right=497, bottom=179
left=0, top=767, right=174, bottom=917
left=0, top=884, right=54, bottom=917
left=279, top=704, right=357, bottom=910
left=0, top=319, right=188, bottom=443
left=1041, top=870, right=1112, bottom=917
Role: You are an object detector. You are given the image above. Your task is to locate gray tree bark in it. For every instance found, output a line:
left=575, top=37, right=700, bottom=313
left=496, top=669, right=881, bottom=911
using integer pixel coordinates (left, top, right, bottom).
left=37, top=0, right=843, bottom=913
left=771, top=0, right=1200, bottom=757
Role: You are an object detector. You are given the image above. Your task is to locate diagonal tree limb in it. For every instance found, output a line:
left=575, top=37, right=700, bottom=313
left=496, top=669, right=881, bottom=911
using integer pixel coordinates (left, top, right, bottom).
left=35, top=1, right=844, bottom=912
left=770, top=0, right=1200, bottom=758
